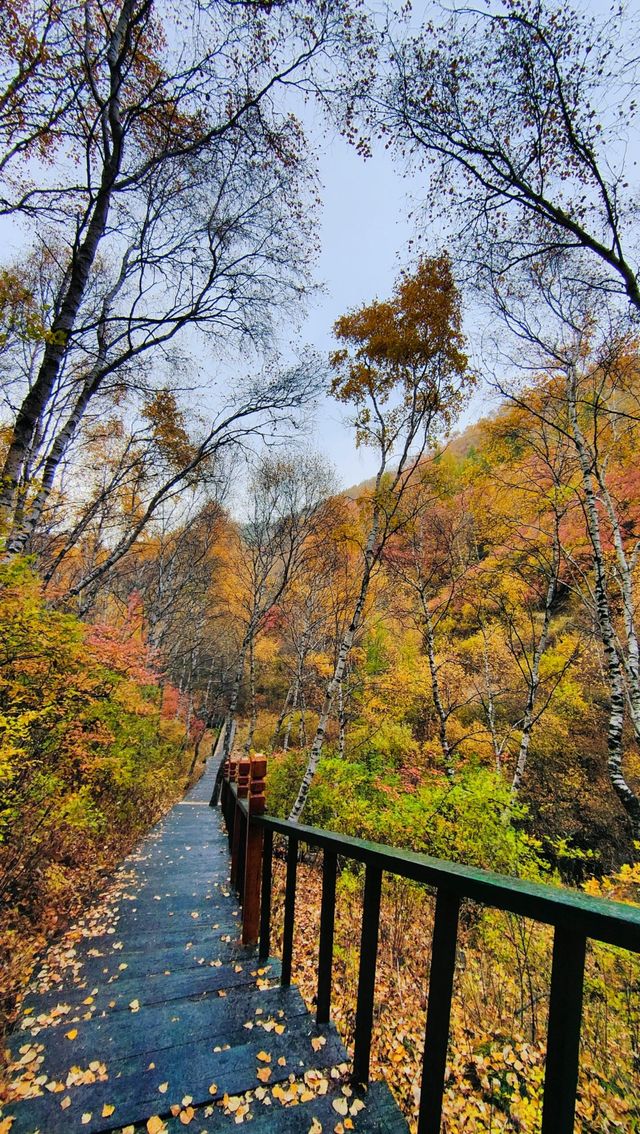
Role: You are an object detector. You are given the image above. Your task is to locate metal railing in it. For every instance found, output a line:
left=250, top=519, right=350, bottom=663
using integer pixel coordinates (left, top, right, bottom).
left=217, top=755, right=640, bottom=1134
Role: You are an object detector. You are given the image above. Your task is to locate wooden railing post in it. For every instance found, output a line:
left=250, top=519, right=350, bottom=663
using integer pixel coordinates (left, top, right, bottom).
left=231, top=756, right=250, bottom=890
left=225, top=757, right=238, bottom=849
left=242, top=754, right=267, bottom=945
left=220, top=757, right=231, bottom=821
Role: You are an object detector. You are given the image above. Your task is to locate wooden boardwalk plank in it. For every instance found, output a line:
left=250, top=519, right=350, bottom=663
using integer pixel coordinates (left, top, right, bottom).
left=141, top=1081, right=407, bottom=1134
left=18, top=960, right=282, bottom=1021
left=1, top=757, right=408, bottom=1134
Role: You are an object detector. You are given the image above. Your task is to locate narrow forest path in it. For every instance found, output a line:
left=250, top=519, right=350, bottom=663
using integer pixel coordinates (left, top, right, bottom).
left=1, top=755, right=406, bottom=1134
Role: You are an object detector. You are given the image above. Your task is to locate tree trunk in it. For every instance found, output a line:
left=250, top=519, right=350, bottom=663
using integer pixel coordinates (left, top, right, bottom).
left=271, top=685, right=292, bottom=751
left=209, top=634, right=249, bottom=805
left=288, top=553, right=374, bottom=821
left=6, top=282, right=121, bottom=553
left=510, top=533, right=559, bottom=798
left=337, top=676, right=346, bottom=759
left=299, top=690, right=307, bottom=748
left=243, top=636, right=257, bottom=755
left=480, top=622, right=502, bottom=774
left=283, top=675, right=300, bottom=753
left=421, top=600, right=455, bottom=779
left=594, top=467, right=640, bottom=742
left=0, top=0, right=143, bottom=535
left=566, top=365, right=640, bottom=835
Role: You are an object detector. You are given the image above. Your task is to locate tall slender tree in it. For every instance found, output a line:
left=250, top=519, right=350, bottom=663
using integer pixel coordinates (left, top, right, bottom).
left=0, top=0, right=367, bottom=549
left=289, top=255, right=473, bottom=820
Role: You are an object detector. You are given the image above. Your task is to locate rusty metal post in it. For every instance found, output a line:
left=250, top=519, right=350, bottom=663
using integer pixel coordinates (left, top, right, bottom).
left=242, top=754, right=267, bottom=945
left=231, top=756, right=250, bottom=889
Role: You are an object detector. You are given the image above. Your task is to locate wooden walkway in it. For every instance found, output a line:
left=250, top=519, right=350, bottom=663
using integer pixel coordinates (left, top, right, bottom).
left=1, top=757, right=407, bottom=1134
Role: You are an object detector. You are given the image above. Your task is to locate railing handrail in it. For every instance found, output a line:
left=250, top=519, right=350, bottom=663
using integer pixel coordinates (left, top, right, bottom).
left=222, top=769, right=639, bottom=1134
left=230, top=787, right=640, bottom=951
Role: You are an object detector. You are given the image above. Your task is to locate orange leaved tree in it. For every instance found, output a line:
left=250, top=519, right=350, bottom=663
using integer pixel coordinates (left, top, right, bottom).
left=288, top=254, right=474, bottom=820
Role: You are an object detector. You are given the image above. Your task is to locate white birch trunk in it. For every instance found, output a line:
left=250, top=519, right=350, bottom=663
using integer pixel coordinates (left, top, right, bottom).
left=288, top=544, right=375, bottom=820
left=566, top=365, right=640, bottom=835
left=283, top=675, right=300, bottom=754
left=510, top=533, right=559, bottom=798
left=337, top=675, right=346, bottom=759
left=421, top=599, right=455, bottom=779
left=243, top=636, right=257, bottom=755
left=271, top=685, right=292, bottom=751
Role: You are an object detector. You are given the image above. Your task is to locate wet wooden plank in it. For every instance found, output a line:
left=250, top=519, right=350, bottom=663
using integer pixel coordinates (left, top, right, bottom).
left=0, top=757, right=407, bottom=1134
left=3, top=1018, right=346, bottom=1132
left=11, top=984, right=310, bottom=1075
left=136, top=1080, right=408, bottom=1134
left=19, top=958, right=282, bottom=1021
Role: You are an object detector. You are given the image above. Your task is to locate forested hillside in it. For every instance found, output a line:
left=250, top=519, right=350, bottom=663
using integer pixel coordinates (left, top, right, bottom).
left=1, top=0, right=640, bottom=1126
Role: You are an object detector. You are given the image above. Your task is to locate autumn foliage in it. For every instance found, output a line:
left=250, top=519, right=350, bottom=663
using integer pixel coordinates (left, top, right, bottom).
left=0, top=558, right=193, bottom=1043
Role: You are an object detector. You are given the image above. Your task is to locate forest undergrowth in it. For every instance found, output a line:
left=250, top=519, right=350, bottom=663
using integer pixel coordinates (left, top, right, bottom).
left=270, top=855, right=640, bottom=1133
left=0, top=560, right=203, bottom=1064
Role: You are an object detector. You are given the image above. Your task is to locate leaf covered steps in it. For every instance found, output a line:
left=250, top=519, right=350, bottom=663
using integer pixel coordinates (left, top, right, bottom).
left=1, top=760, right=408, bottom=1134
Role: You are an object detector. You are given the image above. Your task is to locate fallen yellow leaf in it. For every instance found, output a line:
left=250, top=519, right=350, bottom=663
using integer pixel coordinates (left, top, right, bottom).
left=311, top=1036, right=326, bottom=1052
left=256, top=1066, right=272, bottom=1083
left=60, top=1097, right=71, bottom=1110
left=208, top=1082, right=218, bottom=1095
left=81, top=1114, right=92, bottom=1125
left=129, top=999, right=140, bottom=1012
left=102, top=1103, right=115, bottom=1117
left=158, top=1080, right=169, bottom=1093
left=179, top=1107, right=195, bottom=1125
left=332, top=1098, right=348, bottom=1117
left=257, top=1051, right=271, bottom=1062
left=147, top=1118, right=166, bottom=1134
left=65, top=1029, right=78, bottom=1040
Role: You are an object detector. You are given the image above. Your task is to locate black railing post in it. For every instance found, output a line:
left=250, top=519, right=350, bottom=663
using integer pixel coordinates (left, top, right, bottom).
left=418, top=889, right=460, bottom=1134
left=259, top=826, right=273, bottom=960
left=231, top=757, right=250, bottom=889
left=225, top=757, right=238, bottom=850
left=281, top=837, right=298, bottom=987
left=215, top=802, right=639, bottom=1127
left=352, top=863, right=382, bottom=1084
left=242, top=755, right=267, bottom=946
left=316, top=850, right=338, bottom=1024
left=540, top=927, right=587, bottom=1134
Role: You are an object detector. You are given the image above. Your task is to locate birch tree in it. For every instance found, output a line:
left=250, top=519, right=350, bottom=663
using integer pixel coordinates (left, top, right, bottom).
left=488, top=269, right=640, bottom=834
left=36, top=362, right=325, bottom=602
left=288, top=255, right=473, bottom=820
left=211, top=451, right=334, bottom=802
left=379, top=1, right=640, bottom=314
left=385, top=475, right=476, bottom=778
left=0, top=0, right=366, bottom=549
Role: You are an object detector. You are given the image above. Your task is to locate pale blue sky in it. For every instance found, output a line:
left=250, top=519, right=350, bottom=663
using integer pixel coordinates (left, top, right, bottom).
left=294, top=129, right=417, bottom=487
left=286, top=120, right=492, bottom=491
